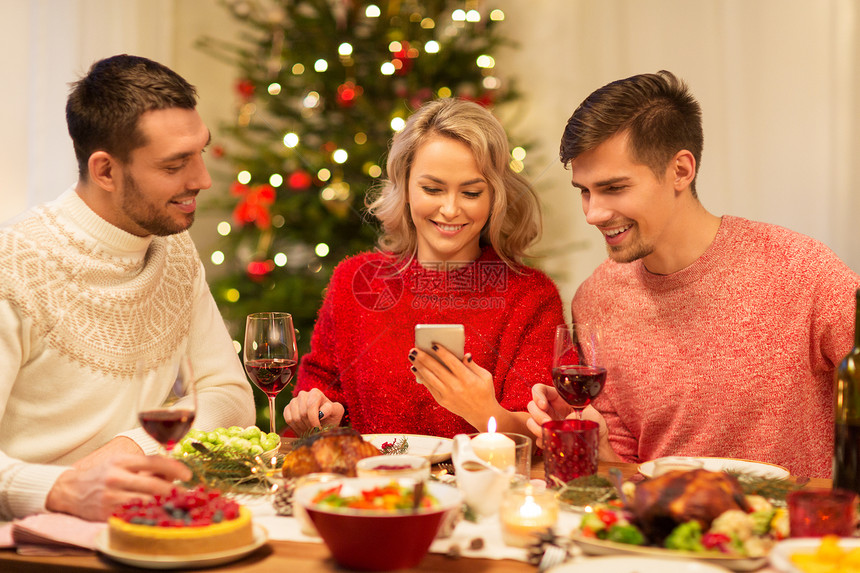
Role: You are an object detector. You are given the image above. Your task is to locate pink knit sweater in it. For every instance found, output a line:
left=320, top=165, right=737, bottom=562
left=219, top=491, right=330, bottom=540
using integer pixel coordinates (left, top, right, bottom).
left=295, top=247, right=565, bottom=438
left=573, top=216, right=860, bottom=478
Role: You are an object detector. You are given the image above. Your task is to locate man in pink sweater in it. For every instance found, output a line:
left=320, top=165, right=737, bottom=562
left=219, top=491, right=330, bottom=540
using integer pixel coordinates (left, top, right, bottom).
left=527, top=71, right=859, bottom=478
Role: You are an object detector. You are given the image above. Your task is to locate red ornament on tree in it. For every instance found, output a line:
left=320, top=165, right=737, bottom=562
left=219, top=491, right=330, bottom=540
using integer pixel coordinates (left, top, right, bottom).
left=336, top=81, right=363, bottom=107
left=462, top=93, right=495, bottom=108
left=236, top=78, right=255, bottom=100
left=408, top=87, right=433, bottom=110
left=246, top=259, right=275, bottom=281
left=231, top=183, right=276, bottom=229
left=392, top=41, right=415, bottom=76
left=288, top=170, right=313, bottom=190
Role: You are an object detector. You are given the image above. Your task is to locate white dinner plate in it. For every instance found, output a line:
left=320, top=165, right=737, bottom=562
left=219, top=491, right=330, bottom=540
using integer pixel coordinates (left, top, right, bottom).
left=96, top=524, right=267, bottom=570
left=365, top=434, right=452, bottom=463
left=549, top=555, right=734, bottom=573
left=570, top=534, right=767, bottom=572
left=768, top=537, right=860, bottom=573
left=638, top=457, right=790, bottom=479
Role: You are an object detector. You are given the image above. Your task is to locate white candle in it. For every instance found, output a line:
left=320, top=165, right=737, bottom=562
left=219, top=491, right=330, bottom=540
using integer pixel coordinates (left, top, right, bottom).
left=471, top=416, right=516, bottom=470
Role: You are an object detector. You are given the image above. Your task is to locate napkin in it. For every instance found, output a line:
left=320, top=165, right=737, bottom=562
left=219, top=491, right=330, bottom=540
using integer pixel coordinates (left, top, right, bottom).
left=0, top=513, right=106, bottom=556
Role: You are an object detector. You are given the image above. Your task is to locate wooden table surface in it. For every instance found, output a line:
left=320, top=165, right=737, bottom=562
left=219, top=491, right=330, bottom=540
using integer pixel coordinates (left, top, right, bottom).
left=0, top=460, right=830, bottom=573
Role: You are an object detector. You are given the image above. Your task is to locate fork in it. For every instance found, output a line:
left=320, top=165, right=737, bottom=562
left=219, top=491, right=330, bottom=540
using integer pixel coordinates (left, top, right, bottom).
left=436, top=461, right=456, bottom=475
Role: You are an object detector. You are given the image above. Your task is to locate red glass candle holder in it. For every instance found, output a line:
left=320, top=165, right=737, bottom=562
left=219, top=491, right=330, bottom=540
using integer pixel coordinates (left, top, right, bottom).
left=542, top=419, right=598, bottom=487
left=788, top=489, right=857, bottom=537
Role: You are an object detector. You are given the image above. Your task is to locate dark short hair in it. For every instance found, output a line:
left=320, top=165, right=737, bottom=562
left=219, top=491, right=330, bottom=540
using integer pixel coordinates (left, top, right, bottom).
left=560, top=70, right=704, bottom=196
left=66, top=54, right=198, bottom=179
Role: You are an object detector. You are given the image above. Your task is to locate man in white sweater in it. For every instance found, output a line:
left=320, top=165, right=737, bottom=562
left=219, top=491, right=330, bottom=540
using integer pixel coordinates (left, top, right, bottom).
left=0, top=55, right=255, bottom=521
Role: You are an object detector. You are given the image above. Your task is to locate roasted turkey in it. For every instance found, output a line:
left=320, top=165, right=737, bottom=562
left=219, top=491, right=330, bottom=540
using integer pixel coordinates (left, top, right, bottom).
left=630, top=469, right=751, bottom=542
left=281, top=427, right=380, bottom=478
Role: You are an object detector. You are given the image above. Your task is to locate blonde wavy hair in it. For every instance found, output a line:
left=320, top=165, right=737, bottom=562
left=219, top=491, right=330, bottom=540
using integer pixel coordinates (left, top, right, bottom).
left=365, top=98, right=542, bottom=269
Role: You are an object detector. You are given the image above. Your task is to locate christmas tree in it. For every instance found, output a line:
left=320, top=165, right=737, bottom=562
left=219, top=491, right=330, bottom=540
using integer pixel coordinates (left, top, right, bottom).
left=197, top=0, right=525, bottom=427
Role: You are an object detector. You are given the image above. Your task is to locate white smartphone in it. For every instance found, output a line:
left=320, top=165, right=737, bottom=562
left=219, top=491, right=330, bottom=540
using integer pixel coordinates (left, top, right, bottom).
left=414, top=324, right=465, bottom=369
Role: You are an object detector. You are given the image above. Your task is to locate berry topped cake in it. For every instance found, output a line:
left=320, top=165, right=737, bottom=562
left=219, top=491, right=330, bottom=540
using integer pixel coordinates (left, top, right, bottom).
left=108, top=486, right=254, bottom=556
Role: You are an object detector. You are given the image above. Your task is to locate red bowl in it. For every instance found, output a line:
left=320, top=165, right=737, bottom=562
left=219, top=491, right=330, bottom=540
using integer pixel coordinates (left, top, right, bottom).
left=294, top=477, right=462, bottom=571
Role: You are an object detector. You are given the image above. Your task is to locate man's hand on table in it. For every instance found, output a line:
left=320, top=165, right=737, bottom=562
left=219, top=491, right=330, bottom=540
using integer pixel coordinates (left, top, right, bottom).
left=527, top=383, right=620, bottom=462
left=283, top=388, right=345, bottom=435
left=71, top=436, right=144, bottom=471
left=46, top=437, right=192, bottom=521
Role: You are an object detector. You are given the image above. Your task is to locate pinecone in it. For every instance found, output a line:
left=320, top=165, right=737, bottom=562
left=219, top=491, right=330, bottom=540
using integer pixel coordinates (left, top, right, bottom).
left=526, top=529, right=569, bottom=566
left=272, top=477, right=297, bottom=516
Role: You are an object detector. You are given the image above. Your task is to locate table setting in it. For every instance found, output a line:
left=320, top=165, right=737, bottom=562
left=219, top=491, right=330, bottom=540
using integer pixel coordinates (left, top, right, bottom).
left=0, top=448, right=845, bottom=573
left=0, top=316, right=855, bottom=573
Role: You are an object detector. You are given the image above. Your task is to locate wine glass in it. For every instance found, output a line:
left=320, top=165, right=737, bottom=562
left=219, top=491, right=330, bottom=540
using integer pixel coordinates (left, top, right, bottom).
left=552, top=323, right=606, bottom=419
left=137, top=357, right=197, bottom=455
left=244, top=312, right=298, bottom=434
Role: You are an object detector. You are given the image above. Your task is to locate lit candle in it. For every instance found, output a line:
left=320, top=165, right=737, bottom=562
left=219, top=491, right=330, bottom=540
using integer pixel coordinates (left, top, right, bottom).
left=470, top=416, right=516, bottom=470
left=500, top=485, right=559, bottom=547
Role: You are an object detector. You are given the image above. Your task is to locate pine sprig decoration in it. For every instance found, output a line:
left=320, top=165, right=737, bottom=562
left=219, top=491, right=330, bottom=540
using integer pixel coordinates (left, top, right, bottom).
left=380, top=436, right=409, bottom=455
left=728, top=472, right=805, bottom=506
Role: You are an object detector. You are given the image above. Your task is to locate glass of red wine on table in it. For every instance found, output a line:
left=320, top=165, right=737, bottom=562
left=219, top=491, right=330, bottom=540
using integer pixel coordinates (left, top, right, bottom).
left=552, top=323, right=606, bottom=419
left=137, top=357, right=197, bottom=455
left=244, top=312, right=298, bottom=435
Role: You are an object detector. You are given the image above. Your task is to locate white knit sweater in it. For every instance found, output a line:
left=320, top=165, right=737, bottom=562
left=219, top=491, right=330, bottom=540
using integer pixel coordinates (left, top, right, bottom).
left=0, top=188, right=255, bottom=519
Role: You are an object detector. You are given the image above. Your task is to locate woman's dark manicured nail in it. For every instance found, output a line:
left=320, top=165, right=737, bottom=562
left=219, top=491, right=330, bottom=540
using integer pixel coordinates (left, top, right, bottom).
left=410, top=366, right=417, bottom=373
left=432, top=344, right=439, bottom=352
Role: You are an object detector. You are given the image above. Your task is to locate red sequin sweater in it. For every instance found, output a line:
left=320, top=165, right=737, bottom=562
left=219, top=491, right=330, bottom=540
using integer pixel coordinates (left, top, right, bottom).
left=573, top=216, right=860, bottom=478
left=295, top=247, right=565, bottom=437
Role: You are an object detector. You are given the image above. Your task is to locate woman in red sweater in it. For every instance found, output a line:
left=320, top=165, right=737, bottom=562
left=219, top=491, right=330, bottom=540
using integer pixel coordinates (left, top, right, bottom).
left=283, top=98, right=564, bottom=438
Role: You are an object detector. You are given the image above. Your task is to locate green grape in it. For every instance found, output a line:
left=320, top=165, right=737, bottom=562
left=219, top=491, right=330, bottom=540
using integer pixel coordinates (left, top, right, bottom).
left=240, top=426, right=262, bottom=440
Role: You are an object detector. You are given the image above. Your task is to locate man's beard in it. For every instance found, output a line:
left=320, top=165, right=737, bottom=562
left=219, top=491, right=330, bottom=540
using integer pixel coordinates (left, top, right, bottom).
left=121, top=172, right=194, bottom=236
left=605, top=227, right=653, bottom=263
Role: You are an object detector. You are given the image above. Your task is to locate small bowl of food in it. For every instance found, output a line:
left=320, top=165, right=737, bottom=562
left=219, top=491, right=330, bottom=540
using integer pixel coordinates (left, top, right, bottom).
left=294, top=477, right=462, bottom=571
left=356, top=455, right=431, bottom=481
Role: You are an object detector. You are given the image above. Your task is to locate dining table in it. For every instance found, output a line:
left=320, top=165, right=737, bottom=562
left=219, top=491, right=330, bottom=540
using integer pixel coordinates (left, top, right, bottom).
left=0, top=455, right=831, bottom=573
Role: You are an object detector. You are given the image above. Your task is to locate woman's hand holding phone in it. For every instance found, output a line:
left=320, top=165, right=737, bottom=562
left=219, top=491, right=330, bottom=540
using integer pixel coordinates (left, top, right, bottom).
left=409, top=341, right=500, bottom=430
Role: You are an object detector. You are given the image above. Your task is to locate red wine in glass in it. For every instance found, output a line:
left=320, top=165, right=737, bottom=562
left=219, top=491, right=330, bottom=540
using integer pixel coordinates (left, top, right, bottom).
left=244, top=312, right=298, bottom=434
left=244, top=358, right=297, bottom=397
left=553, top=323, right=605, bottom=419
left=552, top=365, right=607, bottom=410
left=139, top=409, right=196, bottom=452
